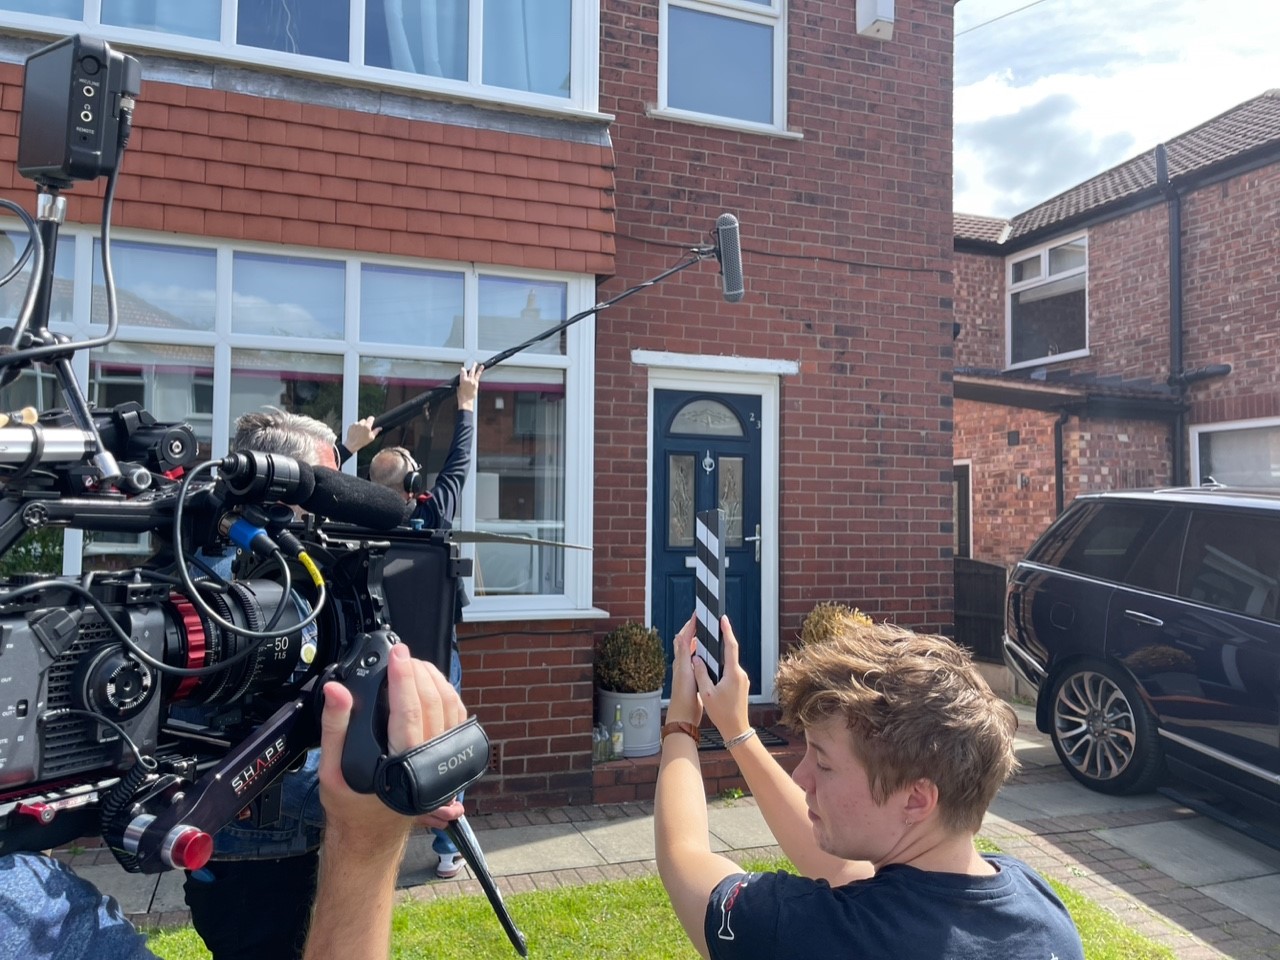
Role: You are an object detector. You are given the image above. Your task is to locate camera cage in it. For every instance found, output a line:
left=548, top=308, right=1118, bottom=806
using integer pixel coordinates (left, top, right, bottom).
left=0, top=35, right=475, bottom=877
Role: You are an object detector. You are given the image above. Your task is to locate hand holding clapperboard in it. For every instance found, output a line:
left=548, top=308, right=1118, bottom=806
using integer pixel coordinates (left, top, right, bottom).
left=694, top=509, right=727, bottom=683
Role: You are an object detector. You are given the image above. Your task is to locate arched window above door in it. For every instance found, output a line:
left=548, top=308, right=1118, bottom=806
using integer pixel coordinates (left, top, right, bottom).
left=670, top=398, right=744, bottom=436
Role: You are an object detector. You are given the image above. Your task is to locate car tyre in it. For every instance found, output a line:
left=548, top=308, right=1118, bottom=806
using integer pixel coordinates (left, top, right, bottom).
left=1048, top=659, right=1164, bottom=795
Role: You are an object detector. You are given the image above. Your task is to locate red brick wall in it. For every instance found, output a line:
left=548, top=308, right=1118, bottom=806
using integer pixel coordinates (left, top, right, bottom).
left=0, top=62, right=615, bottom=273
left=954, top=250, right=1004, bottom=370
left=954, top=401, right=1172, bottom=568
left=596, top=0, right=957, bottom=645
left=1181, top=163, right=1280, bottom=427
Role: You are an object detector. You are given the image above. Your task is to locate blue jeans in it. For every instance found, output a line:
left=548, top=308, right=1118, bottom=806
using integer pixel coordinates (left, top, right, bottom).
left=432, top=644, right=463, bottom=858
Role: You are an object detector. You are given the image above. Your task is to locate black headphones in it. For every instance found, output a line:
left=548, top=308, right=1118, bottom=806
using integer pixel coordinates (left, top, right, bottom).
left=389, top=446, right=424, bottom=496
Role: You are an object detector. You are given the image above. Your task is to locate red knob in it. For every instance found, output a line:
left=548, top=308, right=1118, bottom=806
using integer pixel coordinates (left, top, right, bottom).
left=165, top=827, right=214, bottom=871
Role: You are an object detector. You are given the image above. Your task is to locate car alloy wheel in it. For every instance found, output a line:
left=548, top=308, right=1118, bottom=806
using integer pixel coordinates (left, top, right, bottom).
left=1049, top=660, right=1163, bottom=794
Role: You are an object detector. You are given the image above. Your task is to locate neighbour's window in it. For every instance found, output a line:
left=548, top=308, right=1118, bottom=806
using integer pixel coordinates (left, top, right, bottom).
left=660, top=0, right=786, bottom=131
left=1, top=0, right=591, bottom=108
left=1193, top=419, right=1280, bottom=487
left=1179, top=511, right=1280, bottom=621
left=1007, top=234, right=1087, bottom=369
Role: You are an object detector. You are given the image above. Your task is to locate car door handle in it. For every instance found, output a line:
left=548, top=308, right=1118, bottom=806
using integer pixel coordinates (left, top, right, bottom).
left=1123, top=609, right=1164, bottom=627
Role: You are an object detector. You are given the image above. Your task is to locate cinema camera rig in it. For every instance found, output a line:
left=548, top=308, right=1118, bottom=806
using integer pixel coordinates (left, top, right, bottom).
left=0, top=34, right=490, bottom=883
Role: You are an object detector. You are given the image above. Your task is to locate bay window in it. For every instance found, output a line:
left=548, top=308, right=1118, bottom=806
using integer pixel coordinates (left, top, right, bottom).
left=7, top=225, right=595, bottom=615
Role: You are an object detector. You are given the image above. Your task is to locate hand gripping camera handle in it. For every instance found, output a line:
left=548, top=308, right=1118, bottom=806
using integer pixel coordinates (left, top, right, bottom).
left=333, top=629, right=490, bottom=811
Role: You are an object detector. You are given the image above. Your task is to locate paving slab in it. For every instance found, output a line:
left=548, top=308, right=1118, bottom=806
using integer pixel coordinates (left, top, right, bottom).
left=463, top=822, right=606, bottom=877
left=994, top=781, right=1177, bottom=820
left=1199, top=874, right=1280, bottom=935
left=577, top=814, right=658, bottom=863
left=1097, top=817, right=1280, bottom=887
left=707, top=802, right=782, bottom=851
left=73, top=864, right=161, bottom=915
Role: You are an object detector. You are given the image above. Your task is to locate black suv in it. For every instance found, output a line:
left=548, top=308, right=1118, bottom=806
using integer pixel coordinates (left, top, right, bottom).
left=1004, top=486, right=1280, bottom=815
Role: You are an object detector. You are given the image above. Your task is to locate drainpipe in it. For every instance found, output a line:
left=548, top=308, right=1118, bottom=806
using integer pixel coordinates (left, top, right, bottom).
left=1054, top=410, right=1070, bottom=514
left=1156, top=144, right=1188, bottom=486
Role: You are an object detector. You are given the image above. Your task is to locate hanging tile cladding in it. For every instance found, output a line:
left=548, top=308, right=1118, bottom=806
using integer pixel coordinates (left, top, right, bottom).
left=0, top=63, right=616, bottom=273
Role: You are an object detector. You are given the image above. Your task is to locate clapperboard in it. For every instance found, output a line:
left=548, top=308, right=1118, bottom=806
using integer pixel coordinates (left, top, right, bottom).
left=694, top=508, right=727, bottom=683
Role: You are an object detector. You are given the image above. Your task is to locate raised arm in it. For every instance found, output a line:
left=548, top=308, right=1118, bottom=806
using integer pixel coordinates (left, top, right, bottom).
left=303, top=646, right=466, bottom=960
left=694, top=617, right=872, bottom=886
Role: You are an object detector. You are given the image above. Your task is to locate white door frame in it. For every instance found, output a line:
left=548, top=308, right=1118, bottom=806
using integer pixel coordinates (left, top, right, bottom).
left=634, top=350, right=795, bottom=701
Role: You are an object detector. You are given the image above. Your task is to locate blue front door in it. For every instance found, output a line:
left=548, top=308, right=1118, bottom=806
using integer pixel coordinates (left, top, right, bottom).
left=652, top=390, right=762, bottom=694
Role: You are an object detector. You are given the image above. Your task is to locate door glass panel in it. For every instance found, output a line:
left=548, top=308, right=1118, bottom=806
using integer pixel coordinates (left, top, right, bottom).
left=668, top=454, right=694, bottom=547
left=671, top=399, right=743, bottom=436
left=718, top=456, right=743, bottom=546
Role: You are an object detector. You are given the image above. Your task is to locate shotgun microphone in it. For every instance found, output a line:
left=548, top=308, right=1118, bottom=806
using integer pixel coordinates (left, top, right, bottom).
left=714, top=213, right=745, bottom=303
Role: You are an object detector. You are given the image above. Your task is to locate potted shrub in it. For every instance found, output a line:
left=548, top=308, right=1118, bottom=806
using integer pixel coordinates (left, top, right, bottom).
left=594, top=621, right=666, bottom=758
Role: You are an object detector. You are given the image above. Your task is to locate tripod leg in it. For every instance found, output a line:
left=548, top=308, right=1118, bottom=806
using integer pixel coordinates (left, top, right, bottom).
left=445, top=815, right=528, bottom=957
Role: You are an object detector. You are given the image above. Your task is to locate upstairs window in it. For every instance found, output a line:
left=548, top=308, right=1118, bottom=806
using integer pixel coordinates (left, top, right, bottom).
left=0, top=0, right=594, bottom=110
left=1006, top=234, right=1087, bottom=369
left=659, top=0, right=787, bottom=132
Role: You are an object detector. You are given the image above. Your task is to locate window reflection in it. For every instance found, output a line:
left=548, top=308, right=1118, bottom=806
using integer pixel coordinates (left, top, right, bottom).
left=482, top=0, right=572, bottom=97
left=101, top=0, right=220, bottom=39
left=478, top=276, right=567, bottom=355
left=233, top=252, right=344, bottom=339
left=92, top=240, right=216, bottom=331
left=668, top=6, right=773, bottom=124
left=472, top=366, right=566, bottom=596
left=361, top=264, right=464, bottom=347
left=0, top=232, right=74, bottom=329
left=237, top=0, right=349, bottom=61
left=229, top=348, right=344, bottom=438
left=366, top=0, right=468, bottom=79
left=90, top=342, right=217, bottom=457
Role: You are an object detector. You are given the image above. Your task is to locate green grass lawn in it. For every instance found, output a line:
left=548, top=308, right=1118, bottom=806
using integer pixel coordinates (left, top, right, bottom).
left=146, top=852, right=1177, bottom=960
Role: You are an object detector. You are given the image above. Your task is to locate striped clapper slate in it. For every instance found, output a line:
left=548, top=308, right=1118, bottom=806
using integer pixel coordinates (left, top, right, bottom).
left=694, top=508, right=726, bottom=682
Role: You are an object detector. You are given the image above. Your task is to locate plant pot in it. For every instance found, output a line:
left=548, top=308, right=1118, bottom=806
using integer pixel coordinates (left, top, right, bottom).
left=596, top=687, right=662, bottom=758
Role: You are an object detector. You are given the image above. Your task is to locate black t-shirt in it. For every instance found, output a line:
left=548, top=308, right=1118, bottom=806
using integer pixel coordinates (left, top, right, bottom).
left=705, top=854, right=1083, bottom=960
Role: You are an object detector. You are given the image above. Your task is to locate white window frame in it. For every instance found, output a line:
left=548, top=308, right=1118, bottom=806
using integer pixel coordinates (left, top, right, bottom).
left=1, top=0, right=601, bottom=116
left=5, top=222, right=596, bottom=619
left=1190, top=416, right=1280, bottom=488
left=654, top=0, right=791, bottom=136
left=1004, top=231, right=1089, bottom=371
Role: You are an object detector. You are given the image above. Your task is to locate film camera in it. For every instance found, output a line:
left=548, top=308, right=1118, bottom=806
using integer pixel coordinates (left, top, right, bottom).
left=0, top=35, right=489, bottom=879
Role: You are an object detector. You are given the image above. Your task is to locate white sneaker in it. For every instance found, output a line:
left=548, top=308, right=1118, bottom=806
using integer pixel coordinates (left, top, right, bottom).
left=435, top=852, right=464, bottom=879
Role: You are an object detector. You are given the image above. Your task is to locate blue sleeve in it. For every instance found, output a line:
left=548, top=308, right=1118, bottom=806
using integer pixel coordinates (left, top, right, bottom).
left=425, top=409, right=473, bottom=528
left=0, top=853, right=154, bottom=960
left=704, top=872, right=780, bottom=959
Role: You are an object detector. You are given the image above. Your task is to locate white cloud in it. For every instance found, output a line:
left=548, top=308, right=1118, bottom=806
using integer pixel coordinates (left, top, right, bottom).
left=955, top=0, right=1280, bottom=217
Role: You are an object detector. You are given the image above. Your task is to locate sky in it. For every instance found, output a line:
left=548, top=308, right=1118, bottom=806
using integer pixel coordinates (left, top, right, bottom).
left=953, top=0, right=1280, bottom=218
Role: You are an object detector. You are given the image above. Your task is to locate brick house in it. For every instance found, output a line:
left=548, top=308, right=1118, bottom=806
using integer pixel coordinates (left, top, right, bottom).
left=954, top=89, right=1280, bottom=571
left=0, top=0, right=956, bottom=812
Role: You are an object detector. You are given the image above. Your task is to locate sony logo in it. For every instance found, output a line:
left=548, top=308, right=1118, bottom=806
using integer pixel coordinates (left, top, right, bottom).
left=437, top=743, right=475, bottom=776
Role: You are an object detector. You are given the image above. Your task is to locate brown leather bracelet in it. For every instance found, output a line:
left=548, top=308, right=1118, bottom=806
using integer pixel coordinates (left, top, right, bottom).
left=661, top=720, right=700, bottom=745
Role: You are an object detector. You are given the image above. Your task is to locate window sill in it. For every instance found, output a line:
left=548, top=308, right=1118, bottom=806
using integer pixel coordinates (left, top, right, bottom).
left=1005, top=348, right=1090, bottom=372
left=462, top=606, right=609, bottom=624
left=645, top=106, right=804, bottom=140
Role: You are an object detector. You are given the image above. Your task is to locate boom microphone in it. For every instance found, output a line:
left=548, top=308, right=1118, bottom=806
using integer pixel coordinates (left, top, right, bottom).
left=714, top=213, right=745, bottom=303
left=303, top=466, right=408, bottom=530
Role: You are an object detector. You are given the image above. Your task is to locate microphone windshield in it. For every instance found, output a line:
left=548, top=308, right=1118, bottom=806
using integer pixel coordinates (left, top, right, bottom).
left=715, top=213, right=745, bottom=304
left=303, top=466, right=408, bottom=530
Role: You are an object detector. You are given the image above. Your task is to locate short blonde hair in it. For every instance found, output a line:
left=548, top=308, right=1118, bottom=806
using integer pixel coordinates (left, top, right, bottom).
left=775, top=614, right=1018, bottom=833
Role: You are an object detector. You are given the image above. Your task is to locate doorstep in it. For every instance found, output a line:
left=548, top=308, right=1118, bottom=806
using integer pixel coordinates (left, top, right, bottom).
left=591, top=723, right=803, bottom=804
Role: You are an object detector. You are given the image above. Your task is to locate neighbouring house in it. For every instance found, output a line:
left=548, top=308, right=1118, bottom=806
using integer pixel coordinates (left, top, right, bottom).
left=954, top=89, right=1280, bottom=574
left=0, top=0, right=957, bottom=812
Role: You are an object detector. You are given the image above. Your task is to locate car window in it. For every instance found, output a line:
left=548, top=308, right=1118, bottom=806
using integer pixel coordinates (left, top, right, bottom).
left=1036, top=501, right=1175, bottom=584
left=1179, top=510, right=1280, bottom=621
